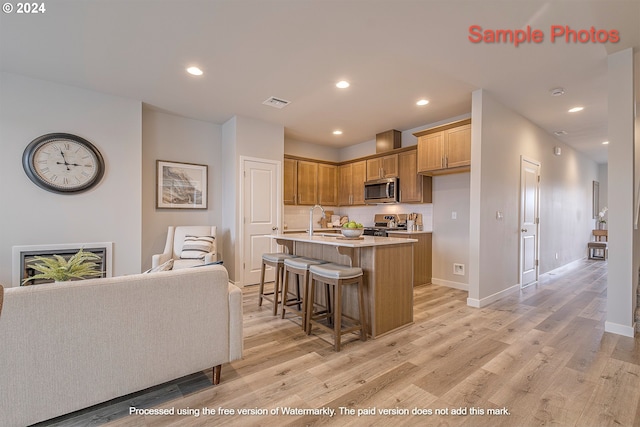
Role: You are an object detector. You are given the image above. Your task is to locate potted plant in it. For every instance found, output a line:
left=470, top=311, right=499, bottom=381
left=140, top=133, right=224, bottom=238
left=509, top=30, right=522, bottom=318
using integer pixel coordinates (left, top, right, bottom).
left=598, top=206, right=608, bottom=229
left=22, top=248, right=103, bottom=286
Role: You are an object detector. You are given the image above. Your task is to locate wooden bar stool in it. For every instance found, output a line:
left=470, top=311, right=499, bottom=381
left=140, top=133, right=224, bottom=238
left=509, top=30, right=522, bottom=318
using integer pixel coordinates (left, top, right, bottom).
left=306, top=263, right=367, bottom=352
left=281, top=257, right=327, bottom=330
left=258, top=253, right=297, bottom=315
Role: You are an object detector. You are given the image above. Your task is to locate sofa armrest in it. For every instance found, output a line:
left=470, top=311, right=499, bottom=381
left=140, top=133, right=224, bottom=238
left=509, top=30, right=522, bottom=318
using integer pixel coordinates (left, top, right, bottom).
left=204, top=252, right=218, bottom=264
left=151, top=252, right=172, bottom=268
left=227, top=283, right=243, bottom=361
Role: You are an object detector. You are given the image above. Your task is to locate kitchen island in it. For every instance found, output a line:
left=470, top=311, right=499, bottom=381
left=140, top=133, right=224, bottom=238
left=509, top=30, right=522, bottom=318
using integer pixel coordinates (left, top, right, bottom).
left=269, top=233, right=417, bottom=338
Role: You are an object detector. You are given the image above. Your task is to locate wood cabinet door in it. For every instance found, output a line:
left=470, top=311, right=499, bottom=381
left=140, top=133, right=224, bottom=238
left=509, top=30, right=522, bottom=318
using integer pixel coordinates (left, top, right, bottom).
left=367, top=155, right=398, bottom=180
left=351, top=161, right=367, bottom=205
left=318, top=163, right=338, bottom=205
left=338, top=163, right=352, bottom=206
left=417, top=132, right=444, bottom=172
left=381, top=154, right=398, bottom=177
left=283, top=158, right=297, bottom=205
left=398, top=150, right=422, bottom=203
left=366, top=158, right=382, bottom=181
left=445, top=124, right=471, bottom=168
left=296, top=160, right=318, bottom=205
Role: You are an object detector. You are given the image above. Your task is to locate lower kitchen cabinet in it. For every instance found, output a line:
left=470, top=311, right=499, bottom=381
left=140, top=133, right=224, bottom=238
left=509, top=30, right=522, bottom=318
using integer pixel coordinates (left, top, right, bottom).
left=386, top=232, right=432, bottom=286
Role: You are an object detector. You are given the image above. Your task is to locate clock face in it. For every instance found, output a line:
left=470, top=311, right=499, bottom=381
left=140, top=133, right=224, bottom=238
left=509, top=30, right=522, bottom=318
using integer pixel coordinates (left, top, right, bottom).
left=23, top=133, right=105, bottom=194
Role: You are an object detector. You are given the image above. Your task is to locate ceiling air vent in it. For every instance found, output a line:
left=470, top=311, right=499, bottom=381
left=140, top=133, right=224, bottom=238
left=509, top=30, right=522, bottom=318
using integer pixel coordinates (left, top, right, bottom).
left=262, top=96, right=291, bottom=109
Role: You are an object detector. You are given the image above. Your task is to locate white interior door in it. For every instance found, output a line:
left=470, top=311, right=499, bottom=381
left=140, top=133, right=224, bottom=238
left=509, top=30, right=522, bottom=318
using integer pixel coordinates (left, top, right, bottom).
left=242, top=158, right=280, bottom=286
left=520, top=157, right=540, bottom=288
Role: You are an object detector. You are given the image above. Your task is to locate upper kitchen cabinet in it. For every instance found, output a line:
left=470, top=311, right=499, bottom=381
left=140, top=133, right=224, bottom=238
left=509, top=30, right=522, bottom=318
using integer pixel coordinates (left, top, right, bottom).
left=415, top=119, right=471, bottom=175
left=283, top=158, right=297, bottom=205
left=398, top=149, right=432, bottom=203
left=366, top=154, right=398, bottom=181
left=318, top=163, right=338, bottom=206
left=338, top=160, right=367, bottom=206
left=296, top=160, right=318, bottom=205
left=284, top=157, right=318, bottom=205
left=284, top=157, right=337, bottom=206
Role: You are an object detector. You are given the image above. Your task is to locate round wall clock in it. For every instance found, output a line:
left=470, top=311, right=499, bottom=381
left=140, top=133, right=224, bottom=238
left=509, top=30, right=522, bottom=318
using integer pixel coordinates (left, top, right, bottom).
left=22, top=133, right=105, bottom=194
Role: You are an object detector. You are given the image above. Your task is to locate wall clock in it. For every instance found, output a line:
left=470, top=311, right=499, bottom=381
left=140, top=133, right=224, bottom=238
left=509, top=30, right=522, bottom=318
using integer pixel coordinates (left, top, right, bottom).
left=22, top=133, right=105, bottom=194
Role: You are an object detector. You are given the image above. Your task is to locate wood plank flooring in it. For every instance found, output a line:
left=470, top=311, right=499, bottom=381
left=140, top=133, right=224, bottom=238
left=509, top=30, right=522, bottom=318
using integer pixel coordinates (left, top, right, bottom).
left=35, top=259, right=640, bottom=427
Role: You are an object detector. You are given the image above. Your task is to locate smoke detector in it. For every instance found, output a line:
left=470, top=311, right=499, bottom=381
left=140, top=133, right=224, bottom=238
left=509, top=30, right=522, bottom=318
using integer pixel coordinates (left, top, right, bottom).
left=550, top=87, right=565, bottom=97
left=554, top=130, right=568, bottom=136
left=262, top=96, right=291, bottom=109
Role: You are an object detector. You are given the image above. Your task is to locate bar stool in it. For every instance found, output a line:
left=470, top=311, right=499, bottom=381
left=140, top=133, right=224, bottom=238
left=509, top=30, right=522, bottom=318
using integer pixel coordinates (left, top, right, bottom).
left=258, top=253, right=297, bottom=315
left=281, top=257, right=327, bottom=330
left=306, top=263, right=367, bottom=352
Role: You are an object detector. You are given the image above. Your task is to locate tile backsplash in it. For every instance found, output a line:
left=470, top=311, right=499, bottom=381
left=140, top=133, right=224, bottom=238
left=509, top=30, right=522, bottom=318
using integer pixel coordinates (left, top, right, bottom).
left=284, top=204, right=433, bottom=231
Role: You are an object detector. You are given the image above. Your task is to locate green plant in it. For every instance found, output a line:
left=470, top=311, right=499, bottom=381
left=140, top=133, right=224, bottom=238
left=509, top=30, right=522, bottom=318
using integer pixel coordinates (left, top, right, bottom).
left=22, top=248, right=103, bottom=285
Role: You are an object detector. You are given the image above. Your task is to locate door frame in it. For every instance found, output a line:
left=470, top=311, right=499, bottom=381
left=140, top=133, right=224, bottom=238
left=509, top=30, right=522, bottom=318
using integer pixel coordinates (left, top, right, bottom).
left=519, top=155, right=541, bottom=288
left=238, top=156, right=282, bottom=288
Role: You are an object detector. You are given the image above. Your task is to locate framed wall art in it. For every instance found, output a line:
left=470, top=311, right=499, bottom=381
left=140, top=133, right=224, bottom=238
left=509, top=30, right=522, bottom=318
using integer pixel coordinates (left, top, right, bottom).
left=156, top=160, right=208, bottom=209
left=592, top=180, right=599, bottom=219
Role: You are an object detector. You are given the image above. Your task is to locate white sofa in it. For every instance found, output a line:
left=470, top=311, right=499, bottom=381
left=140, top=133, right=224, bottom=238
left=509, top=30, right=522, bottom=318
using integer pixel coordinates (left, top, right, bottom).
left=152, top=225, right=218, bottom=269
left=0, top=264, right=242, bottom=427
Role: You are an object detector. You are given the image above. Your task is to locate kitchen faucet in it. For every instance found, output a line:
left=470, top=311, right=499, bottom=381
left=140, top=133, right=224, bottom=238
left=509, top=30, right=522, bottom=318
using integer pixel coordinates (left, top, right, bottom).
left=309, top=204, right=325, bottom=236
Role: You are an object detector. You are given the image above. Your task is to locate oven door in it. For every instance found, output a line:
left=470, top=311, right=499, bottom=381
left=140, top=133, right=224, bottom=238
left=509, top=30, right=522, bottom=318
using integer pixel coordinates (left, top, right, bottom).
left=364, top=177, right=398, bottom=204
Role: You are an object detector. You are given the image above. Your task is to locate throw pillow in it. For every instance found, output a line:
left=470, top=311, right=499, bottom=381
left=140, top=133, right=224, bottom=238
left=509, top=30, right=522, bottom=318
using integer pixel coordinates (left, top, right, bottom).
left=180, top=235, right=215, bottom=260
left=143, top=259, right=174, bottom=274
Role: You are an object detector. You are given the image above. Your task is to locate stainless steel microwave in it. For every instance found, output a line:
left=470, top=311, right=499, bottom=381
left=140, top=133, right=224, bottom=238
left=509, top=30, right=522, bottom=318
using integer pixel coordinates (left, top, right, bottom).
left=364, top=177, right=399, bottom=204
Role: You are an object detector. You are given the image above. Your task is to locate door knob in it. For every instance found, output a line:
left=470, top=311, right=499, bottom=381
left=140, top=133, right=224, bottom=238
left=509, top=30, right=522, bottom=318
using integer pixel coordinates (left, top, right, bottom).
left=272, top=227, right=278, bottom=231
left=521, top=228, right=528, bottom=232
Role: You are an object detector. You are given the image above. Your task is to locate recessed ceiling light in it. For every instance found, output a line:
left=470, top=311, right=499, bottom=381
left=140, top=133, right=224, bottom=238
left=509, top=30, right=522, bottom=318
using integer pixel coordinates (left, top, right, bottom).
left=336, top=81, right=350, bottom=89
left=186, top=66, right=203, bottom=76
left=602, top=141, right=609, bottom=145
left=550, top=87, right=565, bottom=96
left=568, top=106, right=584, bottom=113
left=416, top=99, right=429, bottom=106
left=333, top=130, right=343, bottom=135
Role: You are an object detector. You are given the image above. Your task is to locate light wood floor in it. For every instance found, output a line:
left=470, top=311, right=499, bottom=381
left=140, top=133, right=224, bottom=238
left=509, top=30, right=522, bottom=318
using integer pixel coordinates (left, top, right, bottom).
left=38, top=259, right=640, bottom=427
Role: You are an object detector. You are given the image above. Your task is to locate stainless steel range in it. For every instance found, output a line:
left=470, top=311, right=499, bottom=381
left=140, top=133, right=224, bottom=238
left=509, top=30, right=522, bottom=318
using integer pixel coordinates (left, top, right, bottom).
left=363, top=214, right=407, bottom=237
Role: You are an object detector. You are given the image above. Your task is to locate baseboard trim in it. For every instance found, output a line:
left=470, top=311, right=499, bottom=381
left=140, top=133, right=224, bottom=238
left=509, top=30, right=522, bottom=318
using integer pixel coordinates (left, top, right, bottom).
left=605, top=321, right=636, bottom=337
left=467, top=283, right=520, bottom=308
left=432, top=278, right=469, bottom=292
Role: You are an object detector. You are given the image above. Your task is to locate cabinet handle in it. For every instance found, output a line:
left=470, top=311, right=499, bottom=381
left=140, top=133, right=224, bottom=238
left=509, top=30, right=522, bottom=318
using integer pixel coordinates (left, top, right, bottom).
left=445, top=156, right=448, bottom=168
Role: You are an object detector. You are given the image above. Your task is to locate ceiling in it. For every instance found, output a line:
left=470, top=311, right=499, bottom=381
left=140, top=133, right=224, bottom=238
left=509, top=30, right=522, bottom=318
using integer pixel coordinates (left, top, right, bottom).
left=1, top=0, right=639, bottom=164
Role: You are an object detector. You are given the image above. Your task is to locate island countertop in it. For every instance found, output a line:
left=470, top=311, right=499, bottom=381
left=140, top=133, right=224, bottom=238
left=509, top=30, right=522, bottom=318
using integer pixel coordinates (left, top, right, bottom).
left=268, top=232, right=418, bottom=247
left=268, top=232, right=415, bottom=338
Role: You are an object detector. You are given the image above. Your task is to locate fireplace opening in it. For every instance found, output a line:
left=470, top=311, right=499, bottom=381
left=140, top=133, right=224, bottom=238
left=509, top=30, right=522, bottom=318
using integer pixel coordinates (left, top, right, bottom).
left=12, top=243, right=113, bottom=287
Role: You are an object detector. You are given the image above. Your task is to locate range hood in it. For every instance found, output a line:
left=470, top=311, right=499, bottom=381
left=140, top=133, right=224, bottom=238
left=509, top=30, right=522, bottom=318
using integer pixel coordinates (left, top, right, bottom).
left=376, top=129, right=401, bottom=153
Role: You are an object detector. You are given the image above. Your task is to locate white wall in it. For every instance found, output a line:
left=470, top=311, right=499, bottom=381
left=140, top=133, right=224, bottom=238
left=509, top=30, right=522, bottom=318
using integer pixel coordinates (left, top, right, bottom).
left=284, top=139, right=340, bottom=162
left=470, top=89, right=599, bottom=305
left=222, top=115, right=284, bottom=283
left=141, top=108, right=223, bottom=271
left=0, top=72, right=142, bottom=285
left=605, top=48, right=636, bottom=336
left=432, top=173, right=470, bottom=289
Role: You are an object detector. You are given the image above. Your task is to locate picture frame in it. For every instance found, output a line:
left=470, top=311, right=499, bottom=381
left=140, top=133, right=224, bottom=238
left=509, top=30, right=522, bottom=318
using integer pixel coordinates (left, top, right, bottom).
left=592, top=180, right=599, bottom=219
left=156, top=160, right=208, bottom=209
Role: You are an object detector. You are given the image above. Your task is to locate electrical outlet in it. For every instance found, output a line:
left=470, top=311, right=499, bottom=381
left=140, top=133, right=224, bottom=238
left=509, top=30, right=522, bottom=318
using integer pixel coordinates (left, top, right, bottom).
left=555, top=252, right=559, bottom=260
left=451, top=211, right=457, bottom=220
left=453, top=263, right=465, bottom=276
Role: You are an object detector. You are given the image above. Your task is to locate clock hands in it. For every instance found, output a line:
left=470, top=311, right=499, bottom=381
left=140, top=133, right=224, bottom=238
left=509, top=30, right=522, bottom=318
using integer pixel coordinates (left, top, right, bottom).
left=56, top=149, right=86, bottom=170
left=58, top=149, right=71, bottom=171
